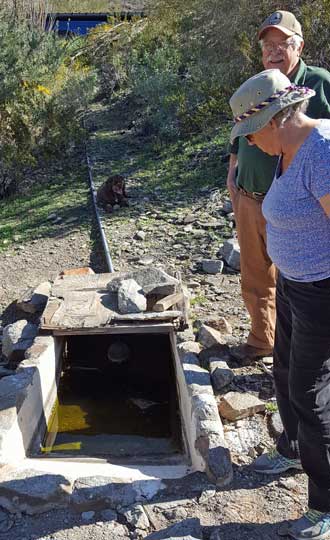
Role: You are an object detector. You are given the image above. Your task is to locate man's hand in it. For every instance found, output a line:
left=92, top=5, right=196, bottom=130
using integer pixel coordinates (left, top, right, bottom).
left=226, top=153, right=238, bottom=204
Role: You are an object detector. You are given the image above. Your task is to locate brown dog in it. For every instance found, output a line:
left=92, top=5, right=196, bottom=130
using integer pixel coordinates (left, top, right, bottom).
left=96, top=175, right=129, bottom=212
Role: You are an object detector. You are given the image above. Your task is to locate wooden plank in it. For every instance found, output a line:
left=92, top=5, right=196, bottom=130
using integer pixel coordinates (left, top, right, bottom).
left=42, top=271, right=186, bottom=331
left=50, top=291, right=111, bottom=328
left=112, top=310, right=182, bottom=321
left=41, top=311, right=181, bottom=331
left=41, top=298, right=62, bottom=327
left=152, top=292, right=184, bottom=312
left=50, top=323, right=174, bottom=336
left=52, top=272, right=120, bottom=296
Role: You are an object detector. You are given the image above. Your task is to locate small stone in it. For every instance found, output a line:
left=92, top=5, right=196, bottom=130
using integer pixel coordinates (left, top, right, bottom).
left=100, top=509, right=117, bottom=521
left=81, top=511, right=95, bottom=521
left=269, top=411, right=283, bottom=438
left=206, top=317, right=233, bottom=335
left=218, top=392, right=265, bottom=421
left=145, top=517, right=202, bottom=539
left=279, top=477, right=298, bottom=491
left=210, top=359, right=234, bottom=390
left=177, top=341, right=201, bottom=359
left=198, top=489, right=216, bottom=504
left=183, top=213, right=197, bottom=224
left=138, top=257, right=154, bottom=266
left=187, top=281, right=200, bottom=289
left=221, top=238, right=240, bottom=271
left=197, top=324, right=226, bottom=348
left=123, top=504, right=149, bottom=530
left=163, top=506, right=188, bottom=520
left=135, top=231, right=146, bottom=241
left=201, top=259, right=224, bottom=274
left=222, top=200, right=233, bottom=214
left=262, top=356, right=273, bottom=366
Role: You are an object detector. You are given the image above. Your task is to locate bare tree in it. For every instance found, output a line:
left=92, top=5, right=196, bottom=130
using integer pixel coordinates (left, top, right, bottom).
left=0, top=0, right=50, bottom=27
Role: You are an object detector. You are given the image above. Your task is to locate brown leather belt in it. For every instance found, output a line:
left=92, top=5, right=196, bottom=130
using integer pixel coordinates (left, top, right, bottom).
left=238, top=186, right=266, bottom=201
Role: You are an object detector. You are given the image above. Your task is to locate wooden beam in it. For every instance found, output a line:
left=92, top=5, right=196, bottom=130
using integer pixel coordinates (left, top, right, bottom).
left=50, top=323, right=174, bottom=336
left=152, top=292, right=184, bottom=312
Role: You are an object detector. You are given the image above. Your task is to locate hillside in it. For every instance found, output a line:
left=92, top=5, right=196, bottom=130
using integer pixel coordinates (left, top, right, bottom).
left=50, top=1, right=145, bottom=13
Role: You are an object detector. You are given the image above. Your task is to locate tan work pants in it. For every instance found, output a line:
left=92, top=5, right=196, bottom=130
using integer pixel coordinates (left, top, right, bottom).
left=233, top=191, right=277, bottom=349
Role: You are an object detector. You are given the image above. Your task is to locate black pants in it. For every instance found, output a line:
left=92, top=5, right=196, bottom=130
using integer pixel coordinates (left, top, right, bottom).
left=274, top=273, right=330, bottom=512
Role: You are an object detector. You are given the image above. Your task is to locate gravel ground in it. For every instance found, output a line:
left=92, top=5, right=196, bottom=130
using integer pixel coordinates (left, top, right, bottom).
left=0, top=102, right=313, bottom=540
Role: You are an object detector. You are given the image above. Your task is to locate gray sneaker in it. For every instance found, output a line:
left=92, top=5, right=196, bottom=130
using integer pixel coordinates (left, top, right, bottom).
left=287, top=509, right=330, bottom=540
left=252, top=448, right=303, bottom=474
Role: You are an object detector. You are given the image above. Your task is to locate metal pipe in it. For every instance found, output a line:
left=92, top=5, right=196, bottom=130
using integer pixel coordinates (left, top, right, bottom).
left=85, top=152, right=114, bottom=273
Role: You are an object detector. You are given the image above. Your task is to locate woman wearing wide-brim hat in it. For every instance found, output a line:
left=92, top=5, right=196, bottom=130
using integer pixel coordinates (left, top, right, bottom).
left=230, top=68, right=330, bottom=540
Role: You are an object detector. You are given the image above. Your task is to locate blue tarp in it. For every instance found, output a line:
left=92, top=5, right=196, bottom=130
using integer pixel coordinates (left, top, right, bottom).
left=56, top=19, right=105, bottom=35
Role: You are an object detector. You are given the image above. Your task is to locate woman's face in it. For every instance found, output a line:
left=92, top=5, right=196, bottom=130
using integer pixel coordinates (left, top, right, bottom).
left=246, top=121, right=281, bottom=155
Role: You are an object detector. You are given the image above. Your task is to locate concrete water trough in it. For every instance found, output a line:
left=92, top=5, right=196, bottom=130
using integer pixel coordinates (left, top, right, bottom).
left=0, top=269, right=232, bottom=514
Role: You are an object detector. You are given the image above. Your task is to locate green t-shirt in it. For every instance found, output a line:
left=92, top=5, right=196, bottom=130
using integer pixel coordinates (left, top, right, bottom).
left=231, top=60, right=330, bottom=193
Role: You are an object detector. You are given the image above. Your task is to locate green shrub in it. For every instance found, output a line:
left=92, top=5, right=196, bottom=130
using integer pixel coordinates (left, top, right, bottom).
left=0, top=10, right=96, bottom=196
left=85, top=0, right=330, bottom=142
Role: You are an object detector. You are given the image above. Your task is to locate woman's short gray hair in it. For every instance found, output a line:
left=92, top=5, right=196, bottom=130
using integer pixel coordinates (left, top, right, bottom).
left=274, top=99, right=309, bottom=126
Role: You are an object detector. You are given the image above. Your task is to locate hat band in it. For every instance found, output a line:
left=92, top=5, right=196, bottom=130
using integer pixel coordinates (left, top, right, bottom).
left=234, top=85, right=312, bottom=123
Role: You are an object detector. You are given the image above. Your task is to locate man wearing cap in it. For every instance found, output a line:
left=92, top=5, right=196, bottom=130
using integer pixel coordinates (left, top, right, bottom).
left=227, top=10, right=330, bottom=364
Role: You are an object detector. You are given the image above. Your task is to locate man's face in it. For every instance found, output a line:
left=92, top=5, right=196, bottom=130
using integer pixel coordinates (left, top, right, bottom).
left=261, top=27, right=304, bottom=76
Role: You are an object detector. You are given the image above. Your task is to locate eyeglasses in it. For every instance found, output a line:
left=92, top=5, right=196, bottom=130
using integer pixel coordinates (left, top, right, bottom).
left=260, top=38, right=295, bottom=52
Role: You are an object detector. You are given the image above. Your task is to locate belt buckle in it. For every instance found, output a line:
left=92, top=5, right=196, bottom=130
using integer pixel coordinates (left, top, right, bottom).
left=252, top=191, right=264, bottom=200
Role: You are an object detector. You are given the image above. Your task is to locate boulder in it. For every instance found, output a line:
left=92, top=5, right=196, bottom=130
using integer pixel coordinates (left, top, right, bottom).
left=209, top=359, right=234, bottom=390
left=16, top=282, right=51, bottom=314
left=221, top=238, right=240, bottom=271
left=2, top=320, right=38, bottom=362
left=107, top=267, right=179, bottom=296
left=145, top=518, right=202, bottom=539
left=201, top=259, right=224, bottom=275
left=218, top=392, right=265, bottom=421
left=177, top=341, right=201, bottom=361
left=122, top=503, right=149, bottom=530
left=117, top=279, right=147, bottom=314
left=197, top=324, right=226, bottom=348
left=205, top=317, right=233, bottom=335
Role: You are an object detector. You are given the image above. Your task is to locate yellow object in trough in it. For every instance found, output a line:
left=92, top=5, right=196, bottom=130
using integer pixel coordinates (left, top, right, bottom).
left=42, top=398, right=90, bottom=453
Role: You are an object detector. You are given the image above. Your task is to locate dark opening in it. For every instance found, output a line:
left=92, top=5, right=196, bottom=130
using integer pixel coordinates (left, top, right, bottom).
left=42, top=333, right=184, bottom=461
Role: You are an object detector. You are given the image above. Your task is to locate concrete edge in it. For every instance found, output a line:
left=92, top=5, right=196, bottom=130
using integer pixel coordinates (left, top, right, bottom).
left=174, top=338, right=233, bottom=486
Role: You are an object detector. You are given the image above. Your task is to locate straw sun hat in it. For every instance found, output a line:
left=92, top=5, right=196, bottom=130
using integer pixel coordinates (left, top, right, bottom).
left=229, top=69, right=315, bottom=143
